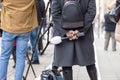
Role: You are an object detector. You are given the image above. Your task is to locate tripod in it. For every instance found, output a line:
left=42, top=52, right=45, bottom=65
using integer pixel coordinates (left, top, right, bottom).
left=40, top=21, right=53, bottom=55
left=40, top=0, right=53, bottom=55
left=23, top=0, right=53, bottom=80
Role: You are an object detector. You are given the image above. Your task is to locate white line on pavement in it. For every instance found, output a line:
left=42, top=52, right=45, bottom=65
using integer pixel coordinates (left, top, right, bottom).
left=94, top=41, right=102, bottom=80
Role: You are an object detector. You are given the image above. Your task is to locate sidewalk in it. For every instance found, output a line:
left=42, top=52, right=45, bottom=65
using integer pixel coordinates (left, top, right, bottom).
left=95, top=33, right=120, bottom=80
left=0, top=32, right=120, bottom=80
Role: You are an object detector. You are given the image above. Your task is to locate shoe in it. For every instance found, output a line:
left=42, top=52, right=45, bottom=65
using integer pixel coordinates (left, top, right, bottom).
left=112, top=49, right=116, bottom=51
left=104, top=48, right=107, bottom=51
left=27, top=60, right=40, bottom=64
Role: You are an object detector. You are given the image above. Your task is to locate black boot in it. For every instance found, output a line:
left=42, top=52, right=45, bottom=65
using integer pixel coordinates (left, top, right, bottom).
left=86, top=64, right=98, bottom=80
left=62, top=67, right=73, bottom=80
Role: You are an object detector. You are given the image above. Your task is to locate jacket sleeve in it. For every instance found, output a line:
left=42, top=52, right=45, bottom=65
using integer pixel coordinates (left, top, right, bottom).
left=51, top=0, right=67, bottom=37
left=80, top=0, right=96, bottom=33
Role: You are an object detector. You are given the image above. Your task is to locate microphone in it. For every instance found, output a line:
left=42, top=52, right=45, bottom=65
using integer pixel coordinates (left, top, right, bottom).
left=50, top=32, right=85, bottom=44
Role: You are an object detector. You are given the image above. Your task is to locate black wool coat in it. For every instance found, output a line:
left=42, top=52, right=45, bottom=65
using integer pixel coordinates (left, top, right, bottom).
left=35, top=0, right=45, bottom=25
left=51, top=0, right=96, bottom=66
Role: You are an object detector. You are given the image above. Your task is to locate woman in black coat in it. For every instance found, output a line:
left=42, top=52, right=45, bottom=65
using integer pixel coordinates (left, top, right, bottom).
left=51, top=0, right=97, bottom=80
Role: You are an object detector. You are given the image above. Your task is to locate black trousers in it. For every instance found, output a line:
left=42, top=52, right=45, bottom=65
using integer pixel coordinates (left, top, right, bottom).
left=53, top=64, right=97, bottom=80
left=0, top=29, right=2, bottom=37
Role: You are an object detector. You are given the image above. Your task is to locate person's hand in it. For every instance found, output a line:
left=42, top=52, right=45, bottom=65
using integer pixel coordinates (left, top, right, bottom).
left=66, top=30, right=79, bottom=40
left=66, top=30, right=74, bottom=40
left=72, top=30, right=79, bottom=40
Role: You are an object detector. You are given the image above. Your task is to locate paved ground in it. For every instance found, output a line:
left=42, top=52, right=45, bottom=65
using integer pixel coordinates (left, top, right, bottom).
left=1, top=31, right=120, bottom=80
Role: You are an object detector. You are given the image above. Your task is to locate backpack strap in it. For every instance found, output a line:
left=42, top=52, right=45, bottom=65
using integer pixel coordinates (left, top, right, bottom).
left=64, top=0, right=80, bottom=3
left=60, top=0, right=80, bottom=11
left=76, top=0, right=80, bottom=2
left=58, top=0, right=64, bottom=10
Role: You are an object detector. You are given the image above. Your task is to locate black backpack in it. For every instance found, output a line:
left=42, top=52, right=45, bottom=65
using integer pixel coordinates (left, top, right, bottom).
left=61, top=0, right=84, bottom=29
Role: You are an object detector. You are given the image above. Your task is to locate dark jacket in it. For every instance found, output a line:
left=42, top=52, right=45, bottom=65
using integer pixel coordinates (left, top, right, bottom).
left=35, top=0, right=45, bottom=25
left=104, top=13, right=116, bottom=32
left=51, top=0, right=96, bottom=66
left=116, top=0, right=120, bottom=6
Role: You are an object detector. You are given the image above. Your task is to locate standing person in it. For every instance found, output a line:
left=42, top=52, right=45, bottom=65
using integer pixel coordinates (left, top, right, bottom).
left=37, top=0, right=46, bottom=53
left=28, top=0, right=46, bottom=64
left=51, top=0, right=97, bottom=80
left=28, top=27, right=40, bottom=64
left=104, top=12, right=116, bottom=51
left=0, top=0, right=38, bottom=80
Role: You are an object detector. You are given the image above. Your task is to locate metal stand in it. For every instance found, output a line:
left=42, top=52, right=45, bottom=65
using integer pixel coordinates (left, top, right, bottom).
left=40, top=22, right=53, bottom=55
left=23, top=0, right=52, bottom=79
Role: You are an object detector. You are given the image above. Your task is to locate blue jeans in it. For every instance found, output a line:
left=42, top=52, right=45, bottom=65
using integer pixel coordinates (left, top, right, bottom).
left=0, top=31, right=30, bottom=80
left=30, top=27, right=39, bottom=61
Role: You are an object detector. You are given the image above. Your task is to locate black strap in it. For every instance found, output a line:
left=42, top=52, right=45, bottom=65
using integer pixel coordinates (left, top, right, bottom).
left=59, top=0, right=64, bottom=9
left=64, top=0, right=80, bottom=3
left=60, top=0, right=80, bottom=10
left=76, top=0, right=80, bottom=2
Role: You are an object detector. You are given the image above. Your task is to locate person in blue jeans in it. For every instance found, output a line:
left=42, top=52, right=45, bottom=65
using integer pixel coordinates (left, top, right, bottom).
left=28, top=0, right=46, bottom=64
left=28, top=26, right=40, bottom=64
left=0, top=0, right=38, bottom=80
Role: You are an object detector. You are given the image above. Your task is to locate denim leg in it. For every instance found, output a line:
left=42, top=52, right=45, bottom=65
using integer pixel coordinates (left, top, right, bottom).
left=30, top=27, right=39, bottom=61
left=27, top=40, right=32, bottom=51
left=0, top=31, right=15, bottom=80
left=14, top=32, right=30, bottom=80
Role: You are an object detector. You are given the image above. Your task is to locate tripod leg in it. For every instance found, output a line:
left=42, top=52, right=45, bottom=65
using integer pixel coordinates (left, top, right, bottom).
left=40, top=42, right=50, bottom=55
left=23, top=18, right=46, bottom=80
left=40, top=28, right=50, bottom=55
left=23, top=52, right=36, bottom=80
left=40, top=23, right=52, bottom=55
left=23, top=0, right=52, bottom=79
left=22, top=76, right=26, bottom=80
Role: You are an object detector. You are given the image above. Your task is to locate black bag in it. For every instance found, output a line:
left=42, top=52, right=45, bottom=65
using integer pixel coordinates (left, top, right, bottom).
left=41, top=69, right=63, bottom=80
left=109, top=4, right=120, bottom=23
left=61, top=0, right=84, bottom=29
